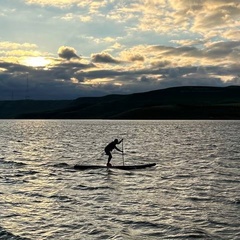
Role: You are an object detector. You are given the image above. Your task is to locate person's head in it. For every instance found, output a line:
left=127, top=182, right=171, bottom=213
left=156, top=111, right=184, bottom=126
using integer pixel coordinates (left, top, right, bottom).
left=114, top=139, right=118, bottom=144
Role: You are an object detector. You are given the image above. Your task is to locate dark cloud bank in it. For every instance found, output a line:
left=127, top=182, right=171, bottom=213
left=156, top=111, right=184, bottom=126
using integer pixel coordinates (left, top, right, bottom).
left=0, top=41, right=240, bottom=100
left=1, top=62, right=239, bottom=100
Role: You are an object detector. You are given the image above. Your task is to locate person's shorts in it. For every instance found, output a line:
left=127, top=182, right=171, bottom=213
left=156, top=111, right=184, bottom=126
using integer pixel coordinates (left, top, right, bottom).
left=105, top=149, right=111, bottom=155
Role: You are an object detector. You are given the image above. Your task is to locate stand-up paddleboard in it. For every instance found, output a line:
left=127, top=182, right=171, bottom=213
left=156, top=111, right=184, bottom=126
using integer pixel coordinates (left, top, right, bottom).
left=74, top=163, right=156, bottom=170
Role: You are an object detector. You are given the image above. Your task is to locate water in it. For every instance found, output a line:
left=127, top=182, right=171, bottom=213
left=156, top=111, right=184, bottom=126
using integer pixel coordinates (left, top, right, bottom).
left=0, top=120, right=239, bottom=240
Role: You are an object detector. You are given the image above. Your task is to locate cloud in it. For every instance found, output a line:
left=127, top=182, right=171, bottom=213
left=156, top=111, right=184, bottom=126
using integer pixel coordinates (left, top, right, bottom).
left=0, top=41, right=41, bottom=59
left=25, top=0, right=107, bottom=13
left=222, top=29, right=240, bottom=41
left=58, top=46, right=80, bottom=60
left=204, top=41, right=240, bottom=59
left=120, top=50, right=145, bottom=62
left=0, top=53, right=239, bottom=100
left=128, top=0, right=240, bottom=42
left=0, top=56, right=96, bottom=100
left=17, top=0, right=240, bottom=40
left=1, top=1, right=240, bottom=100
left=2, top=38, right=239, bottom=99
left=187, top=1, right=240, bottom=39
left=25, top=0, right=82, bottom=8
left=91, top=52, right=121, bottom=64
left=0, top=41, right=37, bottom=50
left=148, top=40, right=240, bottom=67
left=61, top=13, right=92, bottom=22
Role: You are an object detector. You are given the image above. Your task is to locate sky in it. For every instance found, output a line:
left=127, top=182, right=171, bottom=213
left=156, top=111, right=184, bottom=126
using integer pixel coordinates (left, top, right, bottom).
left=0, top=0, right=240, bottom=100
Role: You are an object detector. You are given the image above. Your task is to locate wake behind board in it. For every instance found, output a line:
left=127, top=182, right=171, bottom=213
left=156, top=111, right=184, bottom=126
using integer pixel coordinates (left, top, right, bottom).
left=74, top=163, right=156, bottom=170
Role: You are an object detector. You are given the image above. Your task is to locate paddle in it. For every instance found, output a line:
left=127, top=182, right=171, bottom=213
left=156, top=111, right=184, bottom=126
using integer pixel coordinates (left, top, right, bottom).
left=122, top=138, right=124, bottom=166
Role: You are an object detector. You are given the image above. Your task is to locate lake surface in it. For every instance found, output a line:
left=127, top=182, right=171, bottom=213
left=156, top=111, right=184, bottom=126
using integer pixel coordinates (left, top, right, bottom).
left=0, top=120, right=239, bottom=240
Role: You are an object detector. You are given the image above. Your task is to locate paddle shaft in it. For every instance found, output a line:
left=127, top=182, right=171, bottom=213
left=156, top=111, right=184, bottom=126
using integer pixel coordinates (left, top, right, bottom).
left=122, top=139, right=124, bottom=166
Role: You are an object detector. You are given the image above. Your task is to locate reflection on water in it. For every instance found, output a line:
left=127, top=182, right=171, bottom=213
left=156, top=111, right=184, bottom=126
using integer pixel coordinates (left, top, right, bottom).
left=0, top=120, right=240, bottom=239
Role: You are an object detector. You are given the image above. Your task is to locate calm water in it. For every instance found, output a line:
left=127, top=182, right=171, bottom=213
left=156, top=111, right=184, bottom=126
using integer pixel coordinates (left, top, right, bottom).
left=0, top=120, right=239, bottom=240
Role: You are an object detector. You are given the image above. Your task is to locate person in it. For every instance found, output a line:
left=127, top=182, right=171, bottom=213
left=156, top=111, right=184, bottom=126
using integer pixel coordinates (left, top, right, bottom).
left=105, top=139, right=123, bottom=167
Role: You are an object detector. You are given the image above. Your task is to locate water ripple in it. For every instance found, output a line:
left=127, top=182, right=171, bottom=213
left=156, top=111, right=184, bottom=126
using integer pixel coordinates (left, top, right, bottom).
left=0, top=120, right=240, bottom=239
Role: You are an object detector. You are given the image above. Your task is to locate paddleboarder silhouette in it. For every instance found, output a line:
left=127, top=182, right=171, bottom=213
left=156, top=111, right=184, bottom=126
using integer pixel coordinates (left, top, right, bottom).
left=105, top=139, right=123, bottom=167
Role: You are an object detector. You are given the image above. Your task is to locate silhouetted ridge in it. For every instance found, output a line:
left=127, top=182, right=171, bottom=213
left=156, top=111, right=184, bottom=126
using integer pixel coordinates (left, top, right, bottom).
left=1, top=86, right=240, bottom=119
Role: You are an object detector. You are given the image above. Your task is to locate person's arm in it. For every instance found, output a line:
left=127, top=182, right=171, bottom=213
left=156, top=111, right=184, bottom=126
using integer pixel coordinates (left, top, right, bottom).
left=118, top=139, right=123, bottom=144
left=115, top=146, right=123, bottom=152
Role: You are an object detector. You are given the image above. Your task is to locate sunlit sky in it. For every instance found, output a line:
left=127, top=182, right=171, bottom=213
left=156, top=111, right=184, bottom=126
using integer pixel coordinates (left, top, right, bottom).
left=0, top=0, right=240, bottom=100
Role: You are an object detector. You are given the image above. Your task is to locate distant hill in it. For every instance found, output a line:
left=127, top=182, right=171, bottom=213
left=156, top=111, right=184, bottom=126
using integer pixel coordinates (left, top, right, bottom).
left=0, top=100, right=71, bottom=119
left=1, top=86, right=240, bottom=119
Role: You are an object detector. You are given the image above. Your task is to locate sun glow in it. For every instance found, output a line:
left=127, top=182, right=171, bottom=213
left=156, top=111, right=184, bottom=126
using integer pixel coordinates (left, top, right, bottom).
left=24, top=57, right=51, bottom=67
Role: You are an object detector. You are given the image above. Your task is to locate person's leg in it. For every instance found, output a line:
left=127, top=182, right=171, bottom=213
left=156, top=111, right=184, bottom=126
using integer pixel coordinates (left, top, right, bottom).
left=107, top=152, right=112, bottom=166
left=107, top=153, right=112, bottom=163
